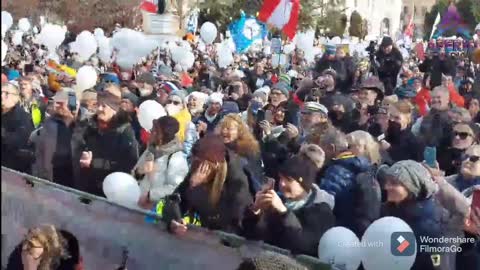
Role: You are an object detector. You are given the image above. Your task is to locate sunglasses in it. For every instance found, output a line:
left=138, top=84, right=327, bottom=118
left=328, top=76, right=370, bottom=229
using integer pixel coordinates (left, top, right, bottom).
left=463, top=155, right=480, bottom=163
left=454, top=131, right=472, bottom=140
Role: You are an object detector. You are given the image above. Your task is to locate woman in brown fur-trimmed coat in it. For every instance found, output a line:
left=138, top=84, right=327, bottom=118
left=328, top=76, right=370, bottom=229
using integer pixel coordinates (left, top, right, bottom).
left=216, top=114, right=264, bottom=194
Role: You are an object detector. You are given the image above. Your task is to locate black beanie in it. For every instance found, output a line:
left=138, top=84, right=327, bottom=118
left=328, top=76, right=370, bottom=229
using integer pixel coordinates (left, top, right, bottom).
left=278, top=155, right=317, bottom=192
left=153, top=116, right=180, bottom=143
left=381, top=36, right=393, bottom=47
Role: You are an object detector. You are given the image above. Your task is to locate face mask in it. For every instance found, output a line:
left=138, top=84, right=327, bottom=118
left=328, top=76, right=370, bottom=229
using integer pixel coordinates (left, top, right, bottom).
left=386, top=120, right=402, bottom=143
left=139, top=88, right=152, bottom=97
left=165, top=103, right=181, bottom=116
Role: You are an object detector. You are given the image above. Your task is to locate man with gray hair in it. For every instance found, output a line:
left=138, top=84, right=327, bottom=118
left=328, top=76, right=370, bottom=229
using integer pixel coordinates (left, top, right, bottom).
left=1, top=82, right=35, bottom=173
left=317, top=127, right=373, bottom=234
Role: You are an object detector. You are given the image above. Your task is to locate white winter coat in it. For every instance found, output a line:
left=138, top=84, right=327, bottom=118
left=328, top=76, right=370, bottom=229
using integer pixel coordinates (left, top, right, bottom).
left=134, top=143, right=189, bottom=201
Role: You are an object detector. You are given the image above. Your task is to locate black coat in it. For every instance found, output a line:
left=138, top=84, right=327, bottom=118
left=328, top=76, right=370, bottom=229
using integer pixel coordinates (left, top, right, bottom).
left=418, top=56, right=456, bottom=89
left=1, top=103, right=35, bottom=173
left=165, top=150, right=253, bottom=235
left=385, top=128, right=423, bottom=164
left=375, top=48, right=403, bottom=95
left=242, top=184, right=335, bottom=256
left=75, top=114, right=139, bottom=196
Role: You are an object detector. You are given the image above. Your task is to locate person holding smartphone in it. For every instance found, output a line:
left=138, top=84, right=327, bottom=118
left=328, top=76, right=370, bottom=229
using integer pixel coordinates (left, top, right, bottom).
left=242, top=144, right=334, bottom=256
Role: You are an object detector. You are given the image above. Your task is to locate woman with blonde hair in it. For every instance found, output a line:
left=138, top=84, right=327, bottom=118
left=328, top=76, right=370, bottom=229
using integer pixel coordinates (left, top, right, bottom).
left=164, top=135, right=253, bottom=235
left=216, top=114, right=263, bottom=192
left=347, top=130, right=382, bottom=165
left=6, top=225, right=79, bottom=270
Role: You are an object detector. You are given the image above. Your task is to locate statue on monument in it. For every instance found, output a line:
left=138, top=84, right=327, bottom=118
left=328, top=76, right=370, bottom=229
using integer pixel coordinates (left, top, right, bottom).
left=158, top=0, right=178, bottom=15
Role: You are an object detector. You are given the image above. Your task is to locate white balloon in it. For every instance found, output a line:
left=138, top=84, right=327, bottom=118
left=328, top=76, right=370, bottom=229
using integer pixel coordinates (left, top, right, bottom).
left=170, top=46, right=195, bottom=70
left=75, top=65, right=98, bottom=91
left=18, top=18, right=31, bottom=32
left=70, top=31, right=98, bottom=62
left=111, top=28, right=157, bottom=70
left=32, top=26, right=39, bottom=34
left=200, top=22, right=217, bottom=44
left=361, top=217, right=416, bottom=270
left=94, top=28, right=105, bottom=37
left=283, top=43, right=295, bottom=54
left=217, top=43, right=233, bottom=68
left=12, top=31, right=23, bottom=46
left=103, top=172, right=141, bottom=207
left=1, top=23, right=7, bottom=38
left=39, top=16, right=46, bottom=26
left=38, top=23, right=67, bottom=54
left=138, top=100, right=166, bottom=131
left=318, top=227, right=362, bottom=270
left=1, top=39, right=7, bottom=65
left=97, top=36, right=112, bottom=63
left=296, top=30, right=315, bottom=52
left=1, top=11, right=13, bottom=31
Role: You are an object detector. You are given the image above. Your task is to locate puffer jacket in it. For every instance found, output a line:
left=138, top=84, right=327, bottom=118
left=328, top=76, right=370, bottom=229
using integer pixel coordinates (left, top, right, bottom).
left=242, top=184, right=335, bottom=256
left=382, top=197, right=463, bottom=270
left=318, top=152, right=372, bottom=230
left=183, top=121, right=199, bottom=160
left=134, top=139, right=188, bottom=201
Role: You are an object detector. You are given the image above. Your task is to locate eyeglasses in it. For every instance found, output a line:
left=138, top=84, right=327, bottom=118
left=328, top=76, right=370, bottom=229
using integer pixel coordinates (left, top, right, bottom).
left=463, top=155, right=480, bottom=163
left=454, top=131, right=472, bottom=140
left=167, top=100, right=181, bottom=106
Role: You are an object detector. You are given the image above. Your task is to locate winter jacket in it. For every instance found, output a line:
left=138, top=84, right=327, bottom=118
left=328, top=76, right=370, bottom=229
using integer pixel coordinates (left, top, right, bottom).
left=446, top=174, right=480, bottom=194
left=418, top=56, right=456, bottom=88
left=194, top=111, right=224, bottom=134
left=242, top=184, right=335, bottom=256
left=382, top=197, right=463, bottom=270
left=1, top=103, right=35, bottom=173
left=30, top=116, right=82, bottom=188
left=134, top=139, right=188, bottom=202
left=315, top=56, right=356, bottom=93
left=76, top=115, right=139, bottom=197
left=172, top=108, right=192, bottom=143
left=350, top=169, right=382, bottom=237
left=375, top=48, right=403, bottom=95
left=183, top=121, right=199, bottom=159
left=164, top=150, right=253, bottom=235
left=386, top=128, right=423, bottom=164
left=318, top=152, right=372, bottom=231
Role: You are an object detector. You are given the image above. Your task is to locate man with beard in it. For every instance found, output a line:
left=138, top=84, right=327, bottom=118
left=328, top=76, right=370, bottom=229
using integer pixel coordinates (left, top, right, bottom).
left=76, top=91, right=139, bottom=197
left=375, top=37, right=403, bottom=95
left=187, top=91, right=207, bottom=121
left=1, top=82, right=35, bottom=173
left=31, top=89, right=81, bottom=187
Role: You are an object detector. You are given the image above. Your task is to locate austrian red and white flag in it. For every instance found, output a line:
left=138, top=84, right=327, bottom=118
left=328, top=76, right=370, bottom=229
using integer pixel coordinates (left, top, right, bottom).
left=140, top=0, right=157, bottom=13
left=258, top=0, right=300, bottom=40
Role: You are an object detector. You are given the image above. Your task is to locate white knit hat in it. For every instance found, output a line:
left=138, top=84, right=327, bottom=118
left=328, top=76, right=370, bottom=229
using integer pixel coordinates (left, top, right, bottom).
left=208, top=92, right=224, bottom=106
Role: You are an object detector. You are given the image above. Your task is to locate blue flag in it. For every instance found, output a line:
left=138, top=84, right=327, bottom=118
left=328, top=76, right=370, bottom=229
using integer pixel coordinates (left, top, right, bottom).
left=228, top=12, right=267, bottom=53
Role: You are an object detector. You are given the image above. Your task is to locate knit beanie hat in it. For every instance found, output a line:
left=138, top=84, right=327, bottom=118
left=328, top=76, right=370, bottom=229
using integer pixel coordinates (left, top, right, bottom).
left=97, top=91, right=121, bottom=112
left=121, top=91, right=139, bottom=107
left=191, top=134, right=226, bottom=163
left=136, top=72, right=156, bottom=85
left=208, top=92, right=224, bottom=106
left=325, top=44, right=336, bottom=55
left=377, top=160, right=438, bottom=199
left=152, top=116, right=180, bottom=143
left=272, top=82, right=291, bottom=98
left=381, top=36, right=393, bottom=47
left=394, top=85, right=417, bottom=99
left=222, top=101, right=240, bottom=115
left=278, top=74, right=291, bottom=85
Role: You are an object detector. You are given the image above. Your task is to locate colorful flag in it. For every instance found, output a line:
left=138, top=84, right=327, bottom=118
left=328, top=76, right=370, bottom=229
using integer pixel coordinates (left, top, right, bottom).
left=258, top=0, right=300, bottom=40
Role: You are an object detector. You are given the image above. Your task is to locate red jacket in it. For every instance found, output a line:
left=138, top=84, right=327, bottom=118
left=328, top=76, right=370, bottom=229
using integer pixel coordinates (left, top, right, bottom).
left=415, top=85, right=465, bottom=116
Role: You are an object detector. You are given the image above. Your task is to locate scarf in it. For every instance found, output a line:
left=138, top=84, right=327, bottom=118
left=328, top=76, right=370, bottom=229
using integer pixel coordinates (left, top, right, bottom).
left=147, top=138, right=183, bottom=159
left=284, top=190, right=312, bottom=211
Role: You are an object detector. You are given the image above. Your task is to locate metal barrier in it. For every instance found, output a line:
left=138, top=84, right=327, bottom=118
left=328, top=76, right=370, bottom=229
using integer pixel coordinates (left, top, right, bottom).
left=1, top=167, right=330, bottom=270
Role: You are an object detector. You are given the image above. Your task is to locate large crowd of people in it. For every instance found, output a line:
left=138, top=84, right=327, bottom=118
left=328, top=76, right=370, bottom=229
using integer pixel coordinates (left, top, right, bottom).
left=2, top=20, right=480, bottom=270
